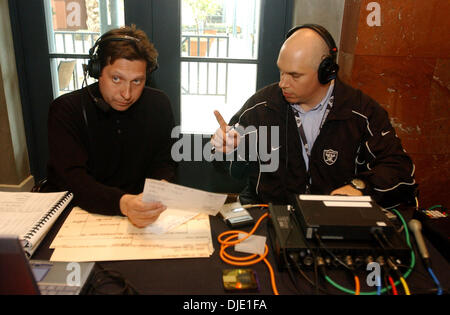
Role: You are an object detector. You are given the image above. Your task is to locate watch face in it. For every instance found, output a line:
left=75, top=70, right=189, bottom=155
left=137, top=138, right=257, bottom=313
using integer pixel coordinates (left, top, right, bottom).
left=352, top=179, right=366, bottom=190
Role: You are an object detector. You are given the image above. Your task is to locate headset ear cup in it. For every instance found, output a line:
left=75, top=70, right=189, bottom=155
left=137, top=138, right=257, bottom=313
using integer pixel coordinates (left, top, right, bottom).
left=88, top=57, right=101, bottom=79
left=318, top=57, right=339, bottom=84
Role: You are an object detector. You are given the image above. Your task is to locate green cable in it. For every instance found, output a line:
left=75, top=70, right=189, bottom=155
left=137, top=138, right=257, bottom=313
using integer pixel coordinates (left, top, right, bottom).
left=427, top=205, right=442, bottom=210
left=324, top=209, right=416, bottom=295
left=392, top=209, right=415, bottom=280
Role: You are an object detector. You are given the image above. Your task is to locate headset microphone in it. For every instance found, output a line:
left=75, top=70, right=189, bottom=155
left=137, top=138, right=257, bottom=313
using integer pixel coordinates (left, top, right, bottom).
left=82, top=64, right=110, bottom=113
left=86, top=84, right=110, bottom=113
left=408, top=219, right=430, bottom=264
left=82, top=34, right=144, bottom=113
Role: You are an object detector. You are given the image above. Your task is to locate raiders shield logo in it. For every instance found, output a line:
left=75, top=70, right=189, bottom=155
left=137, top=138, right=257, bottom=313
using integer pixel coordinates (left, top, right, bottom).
left=323, top=149, right=338, bottom=165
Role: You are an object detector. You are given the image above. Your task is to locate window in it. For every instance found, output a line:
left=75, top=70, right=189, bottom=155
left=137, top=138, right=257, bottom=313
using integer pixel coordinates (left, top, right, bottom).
left=11, top=0, right=291, bottom=182
left=44, top=0, right=125, bottom=97
left=180, top=0, right=261, bottom=134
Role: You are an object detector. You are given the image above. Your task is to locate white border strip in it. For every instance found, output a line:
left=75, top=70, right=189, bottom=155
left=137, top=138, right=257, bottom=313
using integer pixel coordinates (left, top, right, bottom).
left=299, top=194, right=372, bottom=201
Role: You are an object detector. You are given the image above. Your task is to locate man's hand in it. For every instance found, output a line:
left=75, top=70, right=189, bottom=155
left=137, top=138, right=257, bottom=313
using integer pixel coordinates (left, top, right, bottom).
left=331, top=185, right=363, bottom=196
left=211, top=110, right=240, bottom=153
left=120, top=193, right=166, bottom=228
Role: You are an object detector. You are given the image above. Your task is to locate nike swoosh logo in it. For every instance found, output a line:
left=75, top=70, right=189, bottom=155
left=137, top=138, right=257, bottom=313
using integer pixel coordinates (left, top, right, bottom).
left=271, top=145, right=281, bottom=151
left=381, top=130, right=391, bottom=136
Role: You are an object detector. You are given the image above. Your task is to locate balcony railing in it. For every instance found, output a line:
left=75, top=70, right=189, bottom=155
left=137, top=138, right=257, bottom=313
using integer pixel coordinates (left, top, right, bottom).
left=50, top=31, right=230, bottom=101
left=53, top=30, right=99, bottom=54
left=181, top=34, right=230, bottom=102
left=51, top=31, right=100, bottom=92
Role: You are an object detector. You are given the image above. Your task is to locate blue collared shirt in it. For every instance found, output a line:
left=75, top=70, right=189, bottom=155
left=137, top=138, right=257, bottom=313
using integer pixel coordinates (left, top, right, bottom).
left=291, top=82, right=335, bottom=169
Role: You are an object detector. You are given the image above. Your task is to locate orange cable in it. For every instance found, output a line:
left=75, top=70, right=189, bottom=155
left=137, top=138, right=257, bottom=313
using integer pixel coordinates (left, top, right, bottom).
left=217, top=207, right=279, bottom=295
left=354, top=275, right=360, bottom=295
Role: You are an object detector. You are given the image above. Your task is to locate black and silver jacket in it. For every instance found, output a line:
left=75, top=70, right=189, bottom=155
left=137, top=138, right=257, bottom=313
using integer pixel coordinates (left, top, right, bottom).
left=228, top=79, right=416, bottom=208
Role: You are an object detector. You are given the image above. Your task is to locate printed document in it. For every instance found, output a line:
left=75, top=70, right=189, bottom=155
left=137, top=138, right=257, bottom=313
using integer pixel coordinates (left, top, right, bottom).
left=142, top=179, right=227, bottom=215
left=50, top=207, right=214, bottom=262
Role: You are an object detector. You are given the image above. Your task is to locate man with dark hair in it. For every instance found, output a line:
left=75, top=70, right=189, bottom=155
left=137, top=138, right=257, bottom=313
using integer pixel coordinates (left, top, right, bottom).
left=212, top=24, right=416, bottom=208
left=46, top=25, right=176, bottom=228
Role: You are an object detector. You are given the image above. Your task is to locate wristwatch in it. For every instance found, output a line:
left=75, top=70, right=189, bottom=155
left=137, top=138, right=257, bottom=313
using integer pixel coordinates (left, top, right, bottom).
left=349, top=178, right=366, bottom=191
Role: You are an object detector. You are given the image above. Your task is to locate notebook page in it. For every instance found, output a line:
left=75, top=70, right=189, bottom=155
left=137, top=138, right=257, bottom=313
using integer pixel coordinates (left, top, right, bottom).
left=0, top=191, right=67, bottom=237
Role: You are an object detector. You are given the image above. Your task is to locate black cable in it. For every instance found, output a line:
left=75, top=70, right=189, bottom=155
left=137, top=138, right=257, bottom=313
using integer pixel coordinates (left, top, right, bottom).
left=372, top=230, right=387, bottom=249
left=290, top=254, right=329, bottom=294
left=372, top=230, right=409, bottom=284
left=281, top=248, right=302, bottom=295
left=371, top=230, right=406, bottom=288
left=372, top=230, right=396, bottom=267
left=379, top=230, right=395, bottom=249
left=395, top=262, right=448, bottom=294
left=313, top=232, right=353, bottom=272
left=313, top=250, right=319, bottom=295
left=86, top=264, right=140, bottom=295
left=313, top=231, right=363, bottom=295
left=382, top=263, right=393, bottom=295
left=286, top=209, right=322, bottom=295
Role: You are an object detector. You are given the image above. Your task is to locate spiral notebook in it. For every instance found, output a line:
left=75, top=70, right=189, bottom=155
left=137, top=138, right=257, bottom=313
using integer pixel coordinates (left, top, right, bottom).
left=0, top=191, right=73, bottom=258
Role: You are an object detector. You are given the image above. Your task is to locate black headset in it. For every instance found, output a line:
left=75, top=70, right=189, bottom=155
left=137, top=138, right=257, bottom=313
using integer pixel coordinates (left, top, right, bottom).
left=83, top=34, right=146, bottom=112
left=285, top=24, right=339, bottom=84
left=86, top=34, right=141, bottom=79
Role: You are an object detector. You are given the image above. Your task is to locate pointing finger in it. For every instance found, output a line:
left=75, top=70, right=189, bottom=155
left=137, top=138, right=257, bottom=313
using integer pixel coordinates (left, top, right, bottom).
left=214, top=110, right=228, bottom=132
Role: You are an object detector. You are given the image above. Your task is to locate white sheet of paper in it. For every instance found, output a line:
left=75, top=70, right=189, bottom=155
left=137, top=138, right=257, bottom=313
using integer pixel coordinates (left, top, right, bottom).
left=143, top=208, right=198, bottom=234
left=49, top=207, right=214, bottom=262
left=142, top=179, right=227, bottom=216
left=234, top=234, right=266, bottom=256
left=50, top=242, right=214, bottom=262
left=0, top=191, right=67, bottom=236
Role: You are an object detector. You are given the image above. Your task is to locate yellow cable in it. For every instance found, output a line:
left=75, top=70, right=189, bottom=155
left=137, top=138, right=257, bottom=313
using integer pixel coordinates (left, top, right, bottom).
left=400, top=277, right=411, bottom=295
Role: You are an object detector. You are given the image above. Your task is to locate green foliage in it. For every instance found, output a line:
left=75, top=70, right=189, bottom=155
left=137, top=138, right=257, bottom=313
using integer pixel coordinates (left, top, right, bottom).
left=184, top=0, right=222, bottom=33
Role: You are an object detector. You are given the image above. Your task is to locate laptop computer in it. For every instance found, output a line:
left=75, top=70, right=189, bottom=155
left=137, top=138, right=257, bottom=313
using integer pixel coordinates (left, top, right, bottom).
left=0, top=235, right=95, bottom=295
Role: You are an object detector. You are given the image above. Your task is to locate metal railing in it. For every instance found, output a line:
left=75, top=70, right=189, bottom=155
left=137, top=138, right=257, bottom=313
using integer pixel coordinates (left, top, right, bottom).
left=50, top=31, right=99, bottom=91
left=50, top=31, right=231, bottom=100
left=181, top=34, right=230, bottom=102
left=53, top=30, right=99, bottom=54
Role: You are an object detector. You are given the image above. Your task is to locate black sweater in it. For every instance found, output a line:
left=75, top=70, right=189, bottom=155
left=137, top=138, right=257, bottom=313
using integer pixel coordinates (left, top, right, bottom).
left=46, top=83, right=177, bottom=215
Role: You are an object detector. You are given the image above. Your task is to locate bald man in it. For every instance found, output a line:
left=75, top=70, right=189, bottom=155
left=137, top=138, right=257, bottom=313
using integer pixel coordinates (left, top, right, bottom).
left=211, top=24, right=416, bottom=208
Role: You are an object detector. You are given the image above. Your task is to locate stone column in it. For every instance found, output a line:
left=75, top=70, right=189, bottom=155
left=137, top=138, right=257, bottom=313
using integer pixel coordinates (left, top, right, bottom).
left=0, top=0, right=34, bottom=192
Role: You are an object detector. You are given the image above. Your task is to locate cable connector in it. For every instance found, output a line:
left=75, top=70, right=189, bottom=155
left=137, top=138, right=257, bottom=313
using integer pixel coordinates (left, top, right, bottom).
left=387, top=258, right=398, bottom=271
left=288, top=252, right=299, bottom=263
left=376, top=256, right=385, bottom=267
left=344, top=255, right=353, bottom=268
left=316, top=256, right=325, bottom=267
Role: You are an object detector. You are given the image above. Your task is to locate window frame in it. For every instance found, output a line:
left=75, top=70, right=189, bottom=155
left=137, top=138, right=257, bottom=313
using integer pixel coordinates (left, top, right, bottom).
left=9, top=0, right=293, bottom=191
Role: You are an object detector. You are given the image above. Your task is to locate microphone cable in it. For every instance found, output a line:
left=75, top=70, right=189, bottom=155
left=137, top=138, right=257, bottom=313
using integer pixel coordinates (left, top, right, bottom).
left=313, top=231, right=361, bottom=295
left=323, top=208, right=415, bottom=295
left=427, top=267, right=443, bottom=295
left=388, top=274, right=398, bottom=295
left=409, top=218, right=443, bottom=295
left=217, top=205, right=280, bottom=295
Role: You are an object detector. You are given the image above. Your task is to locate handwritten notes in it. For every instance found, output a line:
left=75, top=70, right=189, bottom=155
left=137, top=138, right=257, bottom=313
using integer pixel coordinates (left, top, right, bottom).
left=50, top=207, right=214, bottom=262
left=49, top=181, right=227, bottom=262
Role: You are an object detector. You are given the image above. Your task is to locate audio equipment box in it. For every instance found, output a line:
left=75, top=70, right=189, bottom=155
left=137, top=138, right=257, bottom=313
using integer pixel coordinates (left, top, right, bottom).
left=267, top=203, right=411, bottom=270
left=291, top=195, right=396, bottom=241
